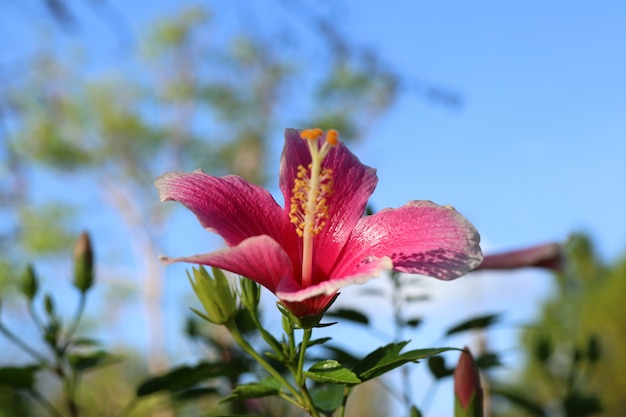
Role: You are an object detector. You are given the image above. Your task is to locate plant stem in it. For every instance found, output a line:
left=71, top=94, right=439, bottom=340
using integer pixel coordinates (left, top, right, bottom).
left=294, top=327, right=320, bottom=417
left=296, top=327, right=312, bottom=385
left=63, top=292, right=87, bottom=352
left=226, top=320, right=303, bottom=403
left=28, top=301, right=45, bottom=332
left=338, top=385, right=352, bottom=417
left=0, top=321, right=49, bottom=364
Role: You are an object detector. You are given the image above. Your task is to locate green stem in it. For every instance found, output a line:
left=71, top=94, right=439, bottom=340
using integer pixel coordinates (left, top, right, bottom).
left=28, top=301, right=45, bottom=332
left=248, top=309, right=286, bottom=361
left=226, top=320, right=303, bottom=403
left=63, top=292, right=87, bottom=352
left=338, top=385, right=352, bottom=417
left=296, top=328, right=312, bottom=385
left=294, top=327, right=320, bottom=417
left=0, top=321, right=49, bottom=364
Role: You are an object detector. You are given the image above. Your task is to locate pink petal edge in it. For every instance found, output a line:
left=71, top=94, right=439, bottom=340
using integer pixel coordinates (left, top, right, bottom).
left=160, top=235, right=295, bottom=294
left=336, top=200, right=482, bottom=281
left=276, top=256, right=393, bottom=302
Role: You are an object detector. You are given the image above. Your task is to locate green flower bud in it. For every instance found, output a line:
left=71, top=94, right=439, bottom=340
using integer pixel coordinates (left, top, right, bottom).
left=20, top=265, right=39, bottom=301
left=238, top=277, right=260, bottom=312
left=73, top=232, right=94, bottom=293
left=188, top=266, right=237, bottom=325
left=44, top=293, right=55, bottom=316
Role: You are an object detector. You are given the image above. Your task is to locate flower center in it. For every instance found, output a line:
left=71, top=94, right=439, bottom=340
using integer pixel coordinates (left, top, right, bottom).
left=289, top=128, right=339, bottom=288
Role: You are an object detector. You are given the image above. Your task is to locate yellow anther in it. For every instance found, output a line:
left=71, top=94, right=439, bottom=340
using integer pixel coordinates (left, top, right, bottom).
left=300, top=128, right=324, bottom=141
left=325, top=129, right=339, bottom=146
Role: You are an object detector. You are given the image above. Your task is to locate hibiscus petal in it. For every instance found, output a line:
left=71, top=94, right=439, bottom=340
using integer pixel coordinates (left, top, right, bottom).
left=160, top=235, right=294, bottom=294
left=279, top=128, right=378, bottom=273
left=336, top=201, right=483, bottom=281
left=276, top=256, right=393, bottom=302
left=155, top=170, right=295, bottom=248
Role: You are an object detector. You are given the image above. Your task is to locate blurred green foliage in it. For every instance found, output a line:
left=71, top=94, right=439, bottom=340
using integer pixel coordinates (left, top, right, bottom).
left=493, top=234, right=626, bottom=417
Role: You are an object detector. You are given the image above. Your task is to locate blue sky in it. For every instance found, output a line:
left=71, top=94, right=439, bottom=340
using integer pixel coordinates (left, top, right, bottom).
left=3, top=1, right=626, bottom=415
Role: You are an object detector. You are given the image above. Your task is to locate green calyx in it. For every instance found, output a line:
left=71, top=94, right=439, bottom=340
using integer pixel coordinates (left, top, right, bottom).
left=188, top=266, right=237, bottom=325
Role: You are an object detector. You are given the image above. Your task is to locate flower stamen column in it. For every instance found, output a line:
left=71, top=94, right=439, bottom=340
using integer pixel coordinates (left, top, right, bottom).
left=289, top=129, right=338, bottom=289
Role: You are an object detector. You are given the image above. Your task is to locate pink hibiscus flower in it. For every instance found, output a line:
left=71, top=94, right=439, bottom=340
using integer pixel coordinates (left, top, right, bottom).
left=156, top=128, right=482, bottom=318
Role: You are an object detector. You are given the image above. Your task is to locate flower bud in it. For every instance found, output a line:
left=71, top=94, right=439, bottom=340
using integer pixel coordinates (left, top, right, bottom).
left=454, top=347, right=483, bottom=417
left=239, top=277, right=261, bottom=312
left=44, top=293, right=55, bottom=316
left=476, top=243, right=562, bottom=272
left=73, top=232, right=94, bottom=293
left=188, top=266, right=237, bottom=325
left=20, top=264, right=39, bottom=301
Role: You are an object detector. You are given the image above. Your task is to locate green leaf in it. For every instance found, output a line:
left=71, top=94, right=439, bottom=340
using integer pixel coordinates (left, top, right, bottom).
left=445, top=314, right=500, bottom=336
left=304, top=360, right=361, bottom=384
left=307, top=337, right=333, bottom=348
left=475, top=352, right=502, bottom=370
left=220, top=378, right=282, bottom=403
left=563, top=392, right=602, bottom=417
left=410, top=405, right=424, bottom=417
left=173, top=387, right=218, bottom=401
left=70, top=338, right=102, bottom=347
left=325, top=308, right=369, bottom=325
left=323, top=345, right=361, bottom=369
left=310, top=383, right=345, bottom=413
left=428, top=355, right=454, bottom=379
left=0, top=365, right=40, bottom=390
left=137, top=362, right=240, bottom=397
left=405, top=318, right=423, bottom=328
left=353, top=342, right=457, bottom=381
left=20, top=265, right=39, bottom=300
left=491, top=387, right=546, bottom=417
left=67, top=351, right=119, bottom=372
left=587, top=334, right=601, bottom=363
left=534, top=335, right=552, bottom=363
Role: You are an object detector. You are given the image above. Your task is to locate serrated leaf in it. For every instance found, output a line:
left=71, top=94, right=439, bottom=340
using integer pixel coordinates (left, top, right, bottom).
left=220, top=378, right=282, bottom=403
left=305, top=360, right=361, bottom=384
left=445, top=313, right=500, bottom=336
left=67, top=351, right=119, bottom=372
left=137, top=362, right=240, bottom=397
left=325, top=308, right=369, bottom=325
left=310, top=383, right=345, bottom=413
left=0, top=365, right=40, bottom=390
left=353, top=342, right=457, bottom=381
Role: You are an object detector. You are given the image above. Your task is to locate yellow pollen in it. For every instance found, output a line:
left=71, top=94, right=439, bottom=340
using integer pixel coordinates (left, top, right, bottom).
left=325, top=129, right=339, bottom=146
left=288, top=165, right=333, bottom=237
left=300, top=128, right=324, bottom=141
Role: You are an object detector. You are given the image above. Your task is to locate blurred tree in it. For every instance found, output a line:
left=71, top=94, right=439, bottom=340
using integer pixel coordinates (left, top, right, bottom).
left=0, top=2, right=460, bottom=415
left=0, top=0, right=415, bottom=386
left=492, top=234, right=626, bottom=417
